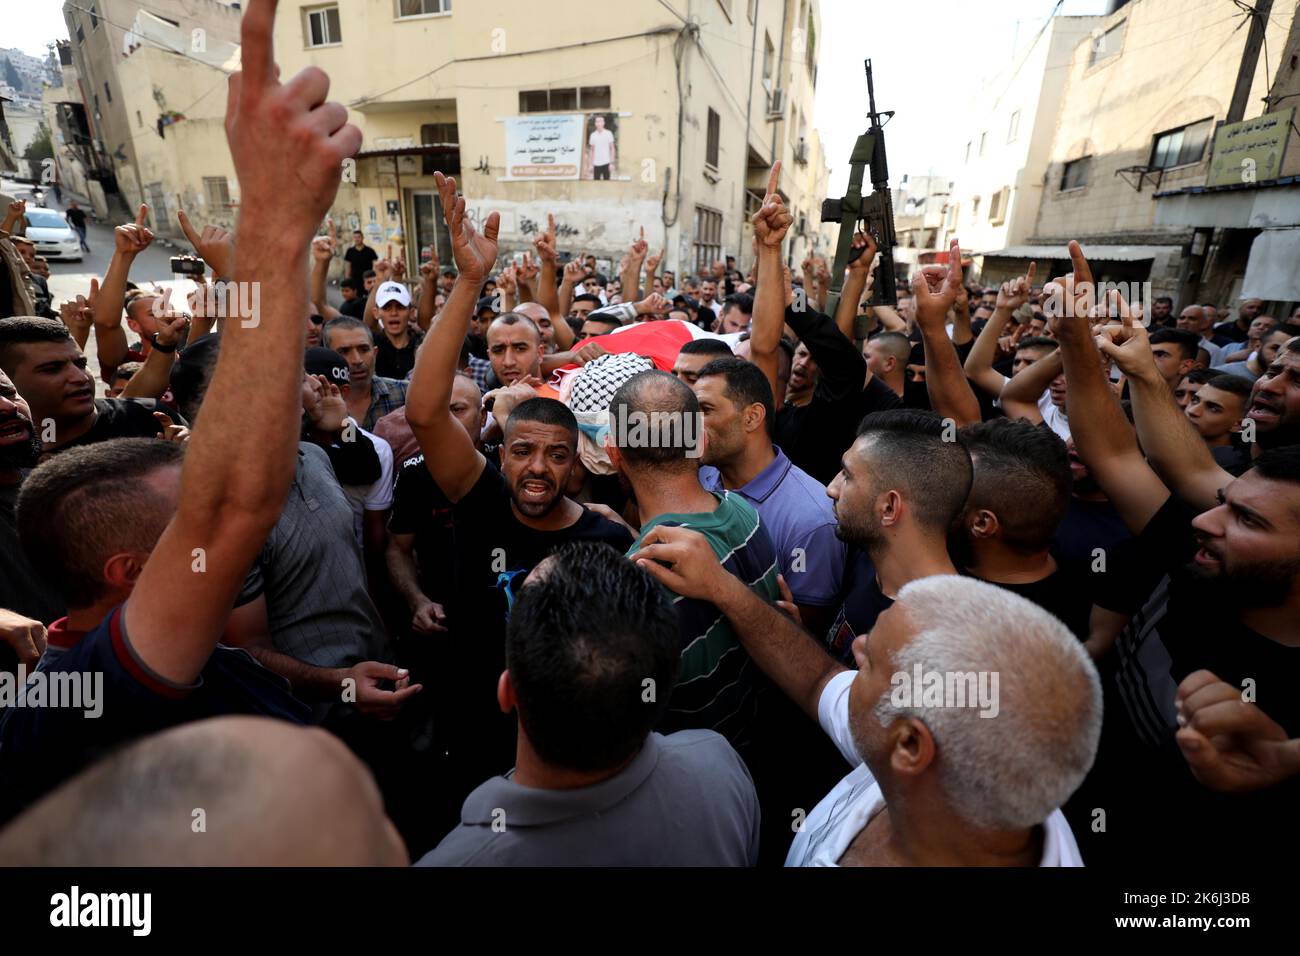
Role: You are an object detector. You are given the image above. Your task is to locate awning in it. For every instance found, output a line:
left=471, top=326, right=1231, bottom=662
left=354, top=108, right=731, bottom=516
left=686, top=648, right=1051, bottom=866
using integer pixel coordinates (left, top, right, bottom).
left=974, top=244, right=1173, bottom=261
left=1241, top=228, right=1300, bottom=301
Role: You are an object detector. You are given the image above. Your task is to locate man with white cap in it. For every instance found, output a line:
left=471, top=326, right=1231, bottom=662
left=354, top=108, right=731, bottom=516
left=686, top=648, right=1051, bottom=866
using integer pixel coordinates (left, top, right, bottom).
left=373, top=281, right=423, bottom=380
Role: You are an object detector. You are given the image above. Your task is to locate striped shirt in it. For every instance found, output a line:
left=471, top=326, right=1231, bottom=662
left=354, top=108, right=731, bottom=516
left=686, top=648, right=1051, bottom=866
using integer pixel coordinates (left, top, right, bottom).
left=627, top=491, right=780, bottom=749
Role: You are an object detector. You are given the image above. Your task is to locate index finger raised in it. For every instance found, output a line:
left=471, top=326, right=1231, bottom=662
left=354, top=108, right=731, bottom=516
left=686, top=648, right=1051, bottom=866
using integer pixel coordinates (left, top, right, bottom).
left=238, top=0, right=279, bottom=94
left=766, top=160, right=781, bottom=198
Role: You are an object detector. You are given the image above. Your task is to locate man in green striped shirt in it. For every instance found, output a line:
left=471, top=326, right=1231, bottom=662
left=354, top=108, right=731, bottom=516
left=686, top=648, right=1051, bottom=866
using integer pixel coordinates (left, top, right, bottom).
left=608, top=371, right=781, bottom=749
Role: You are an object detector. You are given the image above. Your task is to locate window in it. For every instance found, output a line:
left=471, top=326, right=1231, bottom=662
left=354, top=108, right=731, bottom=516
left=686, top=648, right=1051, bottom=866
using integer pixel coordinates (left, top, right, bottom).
left=979, top=132, right=986, bottom=157
left=579, top=86, right=610, bottom=109
left=1149, top=118, right=1213, bottom=170
left=694, top=205, right=723, bottom=275
left=519, top=90, right=549, bottom=112
left=136, top=110, right=142, bottom=128
left=397, top=0, right=451, bottom=16
left=89, top=3, right=99, bottom=29
left=203, top=176, right=232, bottom=208
left=763, top=32, right=774, bottom=84
left=971, top=196, right=981, bottom=220
left=103, top=81, right=111, bottom=104
left=75, top=23, right=84, bottom=45
left=304, top=5, right=342, bottom=47
left=548, top=88, right=577, bottom=111
left=519, top=88, right=603, bottom=112
left=964, top=141, right=971, bottom=163
left=988, top=187, right=1009, bottom=225
left=421, top=122, right=459, bottom=173
left=806, top=12, right=816, bottom=78
left=1061, top=157, right=1091, bottom=191
left=1008, top=110, right=1020, bottom=143
left=745, top=188, right=764, bottom=218
left=1088, top=20, right=1126, bottom=67
left=706, top=108, right=720, bottom=169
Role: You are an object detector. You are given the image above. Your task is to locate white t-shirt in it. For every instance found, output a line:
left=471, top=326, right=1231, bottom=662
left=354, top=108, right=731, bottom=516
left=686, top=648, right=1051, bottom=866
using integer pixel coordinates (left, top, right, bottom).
left=1036, top=389, right=1070, bottom=442
left=785, top=670, right=1085, bottom=867
left=342, top=427, right=395, bottom=548
left=589, top=128, right=615, bottom=167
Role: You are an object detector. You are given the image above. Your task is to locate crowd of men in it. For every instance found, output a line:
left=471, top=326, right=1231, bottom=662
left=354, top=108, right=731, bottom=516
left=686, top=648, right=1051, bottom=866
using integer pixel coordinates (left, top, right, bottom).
left=0, top=1, right=1298, bottom=867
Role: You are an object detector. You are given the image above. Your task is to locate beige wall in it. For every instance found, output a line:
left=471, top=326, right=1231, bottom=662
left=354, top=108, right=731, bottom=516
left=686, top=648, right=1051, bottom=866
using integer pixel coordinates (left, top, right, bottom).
left=1034, top=0, right=1296, bottom=244
left=949, top=15, right=1100, bottom=258
left=273, top=0, right=826, bottom=280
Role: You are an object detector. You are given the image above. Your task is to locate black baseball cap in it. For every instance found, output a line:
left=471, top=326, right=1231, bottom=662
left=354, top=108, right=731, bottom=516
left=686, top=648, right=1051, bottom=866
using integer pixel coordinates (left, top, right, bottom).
left=304, top=346, right=351, bottom=385
left=476, top=295, right=499, bottom=317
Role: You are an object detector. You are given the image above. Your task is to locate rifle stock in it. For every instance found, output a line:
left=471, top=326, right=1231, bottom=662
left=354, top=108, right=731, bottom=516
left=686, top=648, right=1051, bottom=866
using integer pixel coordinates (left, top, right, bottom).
left=820, top=60, right=897, bottom=341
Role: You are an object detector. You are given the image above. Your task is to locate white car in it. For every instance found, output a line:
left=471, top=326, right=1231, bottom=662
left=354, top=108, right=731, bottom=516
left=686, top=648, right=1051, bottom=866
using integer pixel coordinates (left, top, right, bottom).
left=22, top=208, right=83, bottom=263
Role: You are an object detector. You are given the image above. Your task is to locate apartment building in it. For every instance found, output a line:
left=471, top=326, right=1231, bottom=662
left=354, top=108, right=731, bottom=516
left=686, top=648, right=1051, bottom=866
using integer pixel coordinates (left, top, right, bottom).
left=272, top=0, right=831, bottom=278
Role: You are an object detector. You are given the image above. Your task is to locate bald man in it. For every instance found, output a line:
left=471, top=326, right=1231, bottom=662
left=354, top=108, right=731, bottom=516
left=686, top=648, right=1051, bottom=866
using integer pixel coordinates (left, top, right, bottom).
left=0, top=716, right=408, bottom=866
left=864, top=331, right=912, bottom=398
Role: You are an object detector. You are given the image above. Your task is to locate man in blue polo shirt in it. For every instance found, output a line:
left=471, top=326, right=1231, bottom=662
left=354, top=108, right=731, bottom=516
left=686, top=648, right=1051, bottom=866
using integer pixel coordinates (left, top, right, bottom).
left=693, top=356, right=845, bottom=636
left=0, top=3, right=361, bottom=823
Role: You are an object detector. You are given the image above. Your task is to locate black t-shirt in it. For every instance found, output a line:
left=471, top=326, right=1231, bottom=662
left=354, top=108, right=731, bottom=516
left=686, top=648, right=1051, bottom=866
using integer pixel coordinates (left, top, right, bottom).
left=778, top=376, right=903, bottom=487
left=980, top=565, right=1092, bottom=641
left=387, top=452, right=456, bottom=602
left=58, top=398, right=174, bottom=452
left=339, top=295, right=367, bottom=319
left=375, top=329, right=423, bottom=381
left=1212, top=442, right=1253, bottom=476
left=65, top=207, right=87, bottom=230
left=824, top=547, right=893, bottom=665
left=1053, top=494, right=1132, bottom=569
left=1066, top=496, right=1300, bottom=863
left=440, top=461, right=635, bottom=787
left=344, top=245, right=378, bottom=285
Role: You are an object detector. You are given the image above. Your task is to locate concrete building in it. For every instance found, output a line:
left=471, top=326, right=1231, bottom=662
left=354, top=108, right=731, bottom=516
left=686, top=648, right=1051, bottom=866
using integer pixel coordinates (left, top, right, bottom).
left=947, top=13, right=1102, bottom=284
left=1028, top=0, right=1297, bottom=308
left=270, top=0, right=831, bottom=280
left=891, top=173, right=952, bottom=277
left=52, top=0, right=243, bottom=235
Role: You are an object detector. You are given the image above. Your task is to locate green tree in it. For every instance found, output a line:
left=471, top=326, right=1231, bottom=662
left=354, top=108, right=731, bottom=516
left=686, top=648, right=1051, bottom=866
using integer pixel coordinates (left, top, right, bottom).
left=23, top=122, right=53, bottom=164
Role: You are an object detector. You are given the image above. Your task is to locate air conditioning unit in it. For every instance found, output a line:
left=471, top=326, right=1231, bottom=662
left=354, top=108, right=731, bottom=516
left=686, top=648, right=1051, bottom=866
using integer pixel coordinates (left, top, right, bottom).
left=794, top=139, right=809, bottom=165
left=766, top=88, right=785, bottom=119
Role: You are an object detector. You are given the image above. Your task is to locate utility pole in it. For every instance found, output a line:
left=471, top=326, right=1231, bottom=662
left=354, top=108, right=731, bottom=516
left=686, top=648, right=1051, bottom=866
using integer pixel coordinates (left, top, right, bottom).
left=1226, top=0, right=1274, bottom=124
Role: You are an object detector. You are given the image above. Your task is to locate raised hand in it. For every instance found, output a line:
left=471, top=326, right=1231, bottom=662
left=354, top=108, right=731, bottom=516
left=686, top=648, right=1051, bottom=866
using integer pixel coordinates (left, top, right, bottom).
left=224, top=0, right=361, bottom=245
left=154, top=312, right=191, bottom=349
left=311, top=234, right=334, bottom=263
left=645, top=246, right=663, bottom=276
left=517, top=250, right=539, bottom=285
left=374, top=258, right=394, bottom=283
left=628, top=226, right=648, bottom=267
left=1093, top=291, right=1157, bottom=378
left=177, top=209, right=236, bottom=278
left=495, top=265, right=517, bottom=297
left=533, top=213, right=558, bottom=263
left=115, top=204, right=155, bottom=256
left=562, top=256, right=586, bottom=285
left=751, top=161, right=792, bottom=249
left=845, top=231, right=878, bottom=276
left=911, top=238, right=963, bottom=330
left=997, top=261, right=1036, bottom=312
left=434, top=171, right=499, bottom=282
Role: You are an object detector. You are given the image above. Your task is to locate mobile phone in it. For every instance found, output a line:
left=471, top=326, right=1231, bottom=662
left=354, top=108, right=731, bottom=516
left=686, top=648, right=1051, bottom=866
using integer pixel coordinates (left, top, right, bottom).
left=170, top=255, right=205, bottom=276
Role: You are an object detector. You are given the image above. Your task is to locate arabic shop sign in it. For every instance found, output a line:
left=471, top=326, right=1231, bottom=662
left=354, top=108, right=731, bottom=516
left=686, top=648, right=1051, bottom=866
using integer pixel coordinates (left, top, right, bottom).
left=504, top=114, right=583, bottom=180
left=1207, top=108, right=1294, bottom=188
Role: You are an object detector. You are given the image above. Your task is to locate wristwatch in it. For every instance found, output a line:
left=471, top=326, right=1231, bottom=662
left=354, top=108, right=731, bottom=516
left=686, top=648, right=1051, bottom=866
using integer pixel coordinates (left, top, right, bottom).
left=150, top=332, right=178, bottom=354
